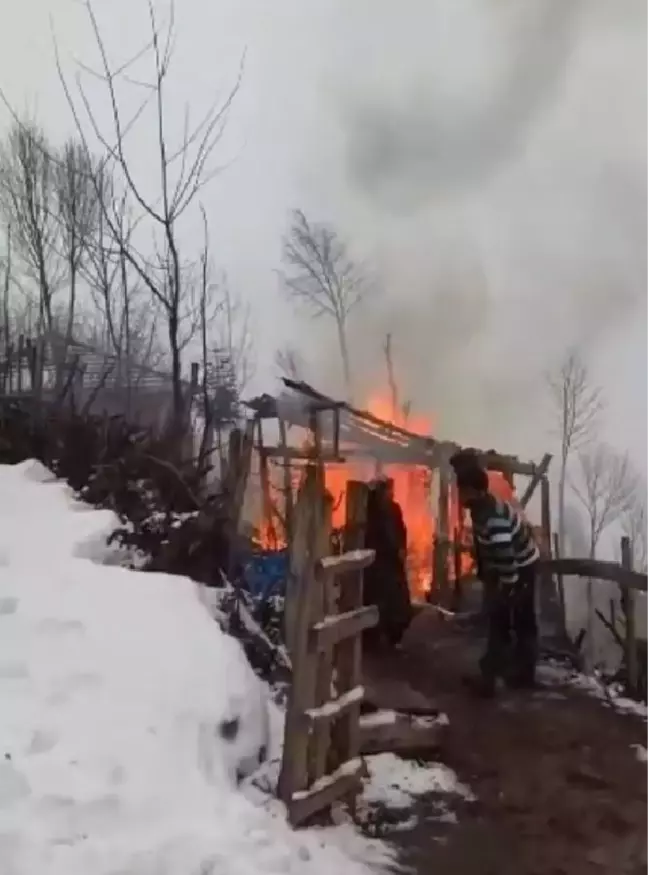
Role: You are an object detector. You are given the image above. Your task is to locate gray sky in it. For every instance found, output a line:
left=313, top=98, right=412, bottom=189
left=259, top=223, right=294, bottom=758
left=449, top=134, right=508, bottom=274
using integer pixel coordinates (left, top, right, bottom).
left=1, top=0, right=646, bottom=470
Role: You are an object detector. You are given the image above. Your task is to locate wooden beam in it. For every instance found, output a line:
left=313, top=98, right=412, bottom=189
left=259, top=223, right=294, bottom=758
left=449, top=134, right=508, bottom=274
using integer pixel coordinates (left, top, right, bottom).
left=539, top=558, right=647, bottom=593
left=519, top=453, right=553, bottom=508
left=289, top=758, right=363, bottom=826
left=311, top=606, right=379, bottom=651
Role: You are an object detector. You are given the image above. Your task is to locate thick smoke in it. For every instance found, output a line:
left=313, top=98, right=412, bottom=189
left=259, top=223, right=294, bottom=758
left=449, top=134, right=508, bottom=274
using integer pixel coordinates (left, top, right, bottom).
left=294, top=0, right=646, bottom=456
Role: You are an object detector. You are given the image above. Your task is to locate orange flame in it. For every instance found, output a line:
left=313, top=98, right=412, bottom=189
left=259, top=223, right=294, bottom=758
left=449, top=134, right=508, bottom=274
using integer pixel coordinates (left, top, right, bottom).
left=255, top=393, right=519, bottom=602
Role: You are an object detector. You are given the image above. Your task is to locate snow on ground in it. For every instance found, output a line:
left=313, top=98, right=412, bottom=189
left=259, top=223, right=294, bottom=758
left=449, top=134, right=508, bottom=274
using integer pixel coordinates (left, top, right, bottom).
left=538, top=663, right=648, bottom=720
left=0, top=460, right=394, bottom=875
left=362, top=754, right=473, bottom=811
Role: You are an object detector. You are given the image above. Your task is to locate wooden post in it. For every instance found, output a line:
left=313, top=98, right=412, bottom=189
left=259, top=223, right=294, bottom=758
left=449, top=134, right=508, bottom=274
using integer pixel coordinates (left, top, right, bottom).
left=278, top=464, right=322, bottom=803
left=620, top=536, right=638, bottom=697
left=309, top=492, right=335, bottom=783
left=433, top=464, right=450, bottom=606
left=539, top=475, right=558, bottom=625
left=334, top=479, right=369, bottom=813
left=278, top=417, right=294, bottom=545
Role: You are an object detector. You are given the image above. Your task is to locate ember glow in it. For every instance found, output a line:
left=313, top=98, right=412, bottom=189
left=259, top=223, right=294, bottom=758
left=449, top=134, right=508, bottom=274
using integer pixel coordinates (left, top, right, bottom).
left=323, top=394, right=435, bottom=601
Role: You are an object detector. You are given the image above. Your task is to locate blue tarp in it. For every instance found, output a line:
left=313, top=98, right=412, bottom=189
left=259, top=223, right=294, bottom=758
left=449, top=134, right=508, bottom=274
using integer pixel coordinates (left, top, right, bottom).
left=243, top=549, right=289, bottom=602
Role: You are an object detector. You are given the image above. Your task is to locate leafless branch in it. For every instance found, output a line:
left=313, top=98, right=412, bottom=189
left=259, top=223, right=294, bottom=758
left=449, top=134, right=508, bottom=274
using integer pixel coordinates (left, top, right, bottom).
left=571, top=443, right=636, bottom=556
left=50, top=0, right=242, bottom=443
left=0, top=120, right=64, bottom=331
left=546, top=346, right=604, bottom=560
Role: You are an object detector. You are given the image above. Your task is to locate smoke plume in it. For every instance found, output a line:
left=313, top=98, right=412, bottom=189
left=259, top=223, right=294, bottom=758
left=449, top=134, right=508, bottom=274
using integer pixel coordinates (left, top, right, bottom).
left=292, top=0, right=646, bottom=456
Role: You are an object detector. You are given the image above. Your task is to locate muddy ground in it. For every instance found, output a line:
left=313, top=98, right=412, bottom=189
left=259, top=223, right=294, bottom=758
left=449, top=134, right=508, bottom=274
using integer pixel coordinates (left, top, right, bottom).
left=362, top=611, right=647, bottom=875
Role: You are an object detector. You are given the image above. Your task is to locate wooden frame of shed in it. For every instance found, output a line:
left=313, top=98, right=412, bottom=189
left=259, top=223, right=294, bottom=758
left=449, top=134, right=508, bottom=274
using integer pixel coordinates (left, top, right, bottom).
left=244, top=378, right=555, bottom=608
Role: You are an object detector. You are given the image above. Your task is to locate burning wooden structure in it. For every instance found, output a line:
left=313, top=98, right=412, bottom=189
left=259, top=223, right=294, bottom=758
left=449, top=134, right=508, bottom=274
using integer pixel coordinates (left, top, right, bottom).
left=244, top=378, right=555, bottom=611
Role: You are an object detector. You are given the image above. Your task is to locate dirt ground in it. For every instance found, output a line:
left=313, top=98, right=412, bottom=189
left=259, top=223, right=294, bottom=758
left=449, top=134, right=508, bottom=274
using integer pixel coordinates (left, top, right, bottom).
left=362, top=610, right=647, bottom=875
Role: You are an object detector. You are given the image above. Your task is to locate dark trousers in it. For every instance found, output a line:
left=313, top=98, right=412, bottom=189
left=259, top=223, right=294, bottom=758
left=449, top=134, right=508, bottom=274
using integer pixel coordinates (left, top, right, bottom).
left=480, top=563, right=538, bottom=682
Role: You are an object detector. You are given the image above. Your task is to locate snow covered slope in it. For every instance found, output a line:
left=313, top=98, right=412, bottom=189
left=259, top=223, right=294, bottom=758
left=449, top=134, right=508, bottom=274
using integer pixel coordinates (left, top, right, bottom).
left=0, top=461, right=388, bottom=875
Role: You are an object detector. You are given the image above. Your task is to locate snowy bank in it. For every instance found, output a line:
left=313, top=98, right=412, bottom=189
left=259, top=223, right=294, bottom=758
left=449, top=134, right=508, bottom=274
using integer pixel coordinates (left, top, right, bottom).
left=0, top=461, right=392, bottom=875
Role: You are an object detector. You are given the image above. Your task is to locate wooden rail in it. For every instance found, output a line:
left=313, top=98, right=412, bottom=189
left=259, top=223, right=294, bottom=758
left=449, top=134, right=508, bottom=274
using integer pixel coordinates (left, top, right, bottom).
left=539, top=557, right=647, bottom=593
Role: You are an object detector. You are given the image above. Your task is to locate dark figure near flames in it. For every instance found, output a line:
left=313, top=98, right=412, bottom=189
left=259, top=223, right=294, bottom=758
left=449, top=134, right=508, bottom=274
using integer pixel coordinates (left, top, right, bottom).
left=363, top=476, right=413, bottom=651
left=450, top=450, right=540, bottom=697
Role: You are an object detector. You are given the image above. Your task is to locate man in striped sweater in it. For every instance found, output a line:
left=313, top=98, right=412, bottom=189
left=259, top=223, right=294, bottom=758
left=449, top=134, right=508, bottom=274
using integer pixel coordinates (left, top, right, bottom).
left=450, top=450, right=540, bottom=697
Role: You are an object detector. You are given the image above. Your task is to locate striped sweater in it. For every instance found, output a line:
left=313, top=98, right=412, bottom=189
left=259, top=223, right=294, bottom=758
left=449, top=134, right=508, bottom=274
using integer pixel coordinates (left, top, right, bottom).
left=470, top=495, right=539, bottom=587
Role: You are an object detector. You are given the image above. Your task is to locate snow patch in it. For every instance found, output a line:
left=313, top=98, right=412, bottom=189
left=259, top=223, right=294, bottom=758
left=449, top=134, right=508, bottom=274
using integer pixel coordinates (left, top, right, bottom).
left=539, top=664, right=647, bottom=720
left=0, top=461, right=393, bottom=875
left=363, top=754, right=474, bottom=810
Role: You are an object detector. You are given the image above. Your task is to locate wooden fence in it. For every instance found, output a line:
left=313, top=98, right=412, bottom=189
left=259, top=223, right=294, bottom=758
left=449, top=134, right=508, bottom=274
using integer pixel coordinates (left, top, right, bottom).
left=278, top=544, right=377, bottom=826
left=541, top=537, right=646, bottom=698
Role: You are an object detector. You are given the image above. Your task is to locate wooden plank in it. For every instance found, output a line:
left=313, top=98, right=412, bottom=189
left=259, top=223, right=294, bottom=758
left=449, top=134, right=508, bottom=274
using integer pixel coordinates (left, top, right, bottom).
left=480, top=453, right=536, bottom=478
left=332, top=479, right=369, bottom=815
left=264, top=446, right=345, bottom=463
left=359, top=711, right=446, bottom=756
left=310, top=492, right=335, bottom=783
left=620, top=536, right=638, bottom=696
left=519, top=453, right=553, bottom=508
left=311, top=605, right=379, bottom=650
left=278, top=465, right=323, bottom=804
left=277, top=417, right=294, bottom=544
left=318, top=549, right=375, bottom=577
left=305, top=685, right=365, bottom=725
left=540, top=558, right=647, bottom=593
left=289, top=758, right=364, bottom=826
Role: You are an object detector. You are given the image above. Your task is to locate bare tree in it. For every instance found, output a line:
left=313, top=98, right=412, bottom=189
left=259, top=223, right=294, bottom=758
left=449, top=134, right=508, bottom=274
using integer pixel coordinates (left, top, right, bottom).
left=572, top=444, right=636, bottom=557
left=82, top=166, right=164, bottom=379
left=0, top=120, right=62, bottom=332
left=209, top=273, right=254, bottom=397
left=53, top=0, right=242, bottom=441
left=572, top=442, right=637, bottom=666
left=280, top=209, right=366, bottom=400
left=54, top=139, right=101, bottom=346
left=547, top=347, right=604, bottom=557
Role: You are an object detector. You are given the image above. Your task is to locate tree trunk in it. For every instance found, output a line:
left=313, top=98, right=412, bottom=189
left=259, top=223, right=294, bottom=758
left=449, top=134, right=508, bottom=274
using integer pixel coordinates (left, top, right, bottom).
left=585, top=534, right=596, bottom=670
left=336, top=317, right=353, bottom=402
